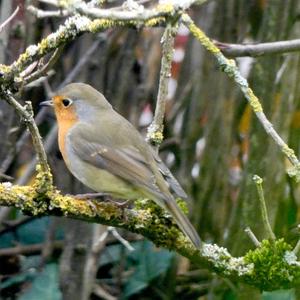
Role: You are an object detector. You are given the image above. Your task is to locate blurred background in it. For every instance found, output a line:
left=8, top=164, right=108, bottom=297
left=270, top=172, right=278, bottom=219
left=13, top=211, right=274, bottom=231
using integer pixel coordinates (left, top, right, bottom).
left=0, top=0, right=300, bottom=299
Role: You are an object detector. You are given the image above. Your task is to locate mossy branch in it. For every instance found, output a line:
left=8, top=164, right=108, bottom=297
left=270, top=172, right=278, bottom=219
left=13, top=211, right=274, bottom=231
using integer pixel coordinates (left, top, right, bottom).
left=0, top=178, right=300, bottom=290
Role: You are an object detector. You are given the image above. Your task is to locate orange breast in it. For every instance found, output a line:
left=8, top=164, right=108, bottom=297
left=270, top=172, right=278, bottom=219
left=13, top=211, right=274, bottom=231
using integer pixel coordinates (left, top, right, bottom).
left=58, top=119, right=77, bottom=164
left=54, top=102, right=78, bottom=164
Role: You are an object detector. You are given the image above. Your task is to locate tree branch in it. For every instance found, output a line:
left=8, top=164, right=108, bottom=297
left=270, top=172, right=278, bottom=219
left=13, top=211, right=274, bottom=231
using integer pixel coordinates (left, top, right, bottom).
left=215, top=39, right=300, bottom=57
left=147, top=22, right=177, bottom=146
left=0, top=6, right=19, bottom=33
left=253, top=175, right=276, bottom=241
left=0, top=182, right=299, bottom=290
left=2, top=93, right=51, bottom=187
left=182, top=13, right=300, bottom=182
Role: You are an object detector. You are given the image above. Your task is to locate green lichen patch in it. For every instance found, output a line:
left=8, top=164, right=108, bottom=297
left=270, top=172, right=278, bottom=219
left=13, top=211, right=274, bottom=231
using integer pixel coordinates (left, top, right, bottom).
left=34, top=164, right=53, bottom=193
left=0, top=183, right=49, bottom=216
left=176, top=198, right=189, bottom=215
left=244, top=239, right=300, bottom=290
left=49, top=190, right=95, bottom=217
left=132, top=198, right=191, bottom=251
left=201, top=243, right=253, bottom=277
left=146, top=123, right=164, bottom=145
left=0, top=64, right=12, bottom=75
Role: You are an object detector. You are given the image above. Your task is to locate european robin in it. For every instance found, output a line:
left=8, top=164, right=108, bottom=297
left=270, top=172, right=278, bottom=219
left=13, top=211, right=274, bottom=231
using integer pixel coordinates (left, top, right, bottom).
left=41, top=83, right=201, bottom=248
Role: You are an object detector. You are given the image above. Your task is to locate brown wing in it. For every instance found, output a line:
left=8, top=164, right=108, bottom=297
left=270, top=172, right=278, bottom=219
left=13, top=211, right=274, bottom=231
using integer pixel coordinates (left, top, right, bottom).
left=68, top=129, right=166, bottom=200
left=152, top=152, right=188, bottom=199
left=122, top=145, right=187, bottom=199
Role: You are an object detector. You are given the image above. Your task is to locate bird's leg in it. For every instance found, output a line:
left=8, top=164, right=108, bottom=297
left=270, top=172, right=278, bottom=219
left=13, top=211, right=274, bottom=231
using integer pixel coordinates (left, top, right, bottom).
left=67, top=193, right=110, bottom=215
left=72, top=192, right=109, bottom=200
left=107, top=198, right=132, bottom=208
left=70, top=192, right=132, bottom=209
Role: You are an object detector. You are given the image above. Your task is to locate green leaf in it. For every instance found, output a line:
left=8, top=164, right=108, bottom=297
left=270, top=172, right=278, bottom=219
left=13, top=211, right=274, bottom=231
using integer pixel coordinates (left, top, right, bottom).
left=18, top=263, right=62, bottom=300
left=262, top=289, right=295, bottom=300
left=0, top=217, right=63, bottom=248
left=0, top=273, right=34, bottom=290
left=123, top=241, right=174, bottom=298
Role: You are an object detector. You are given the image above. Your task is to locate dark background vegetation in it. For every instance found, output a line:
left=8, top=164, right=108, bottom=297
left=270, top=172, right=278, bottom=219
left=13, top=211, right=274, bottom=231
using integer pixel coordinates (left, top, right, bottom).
left=0, top=0, right=300, bottom=299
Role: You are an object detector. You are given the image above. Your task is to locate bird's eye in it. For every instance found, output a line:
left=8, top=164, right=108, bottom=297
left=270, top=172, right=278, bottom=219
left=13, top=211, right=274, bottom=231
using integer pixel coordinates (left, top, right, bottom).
left=62, top=98, right=72, bottom=107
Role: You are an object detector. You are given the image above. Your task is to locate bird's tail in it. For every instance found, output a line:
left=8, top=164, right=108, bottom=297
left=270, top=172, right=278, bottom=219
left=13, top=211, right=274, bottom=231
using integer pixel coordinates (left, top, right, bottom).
left=163, top=196, right=201, bottom=249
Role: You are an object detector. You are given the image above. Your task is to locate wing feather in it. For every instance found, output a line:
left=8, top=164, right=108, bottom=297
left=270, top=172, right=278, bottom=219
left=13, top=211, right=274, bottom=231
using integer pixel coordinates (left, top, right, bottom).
left=68, top=130, right=164, bottom=199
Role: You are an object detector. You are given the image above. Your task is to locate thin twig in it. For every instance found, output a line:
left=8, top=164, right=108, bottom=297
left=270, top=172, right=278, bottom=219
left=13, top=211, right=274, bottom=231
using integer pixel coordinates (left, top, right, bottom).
left=82, top=224, right=108, bottom=300
left=65, top=0, right=203, bottom=21
left=93, top=284, right=117, bottom=300
left=0, top=172, right=14, bottom=181
left=293, top=239, right=300, bottom=255
left=23, top=46, right=64, bottom=85
left=4, top=93, right=51, bottom=182
left=252, top=175, right=276, bottom=241
left=244, top=227, right=261, bottom=247
left=215, top=39, right=300, bottom=58
left=182, top=14, right=300, bottom=181
left=0, top=216, right=33, bottom=236
left=147, top=22, right=177, bottom=146
left=293, top=224, right=300, bottom=255
left=0, top=6, right=19, bottom=33
left=27, top=5, right=69, bottom=18
left=38, top=0, right=59, bottom=6
left=108, top=226, right=135, bottom=251
left=29, top=0, right=202, bottom=24
left=0, top=241, right=63, bottom=256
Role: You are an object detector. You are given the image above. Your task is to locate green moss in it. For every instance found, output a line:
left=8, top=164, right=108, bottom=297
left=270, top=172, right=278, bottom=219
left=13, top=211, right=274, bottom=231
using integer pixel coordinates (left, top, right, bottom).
left=145, top=17, right=166, bottom=27
left=88, top=19, right=120, bottom=33
left=149, top=130, right=164, bottom=145
left=176, top=198, right=189, bottom=215
left=244, top=239, right=300, bottom=290
left=246, top=88, right=263, bottom=112
left=287, top=164, right=300, bottom=182
left=33, top=164, right=53, bottom=194
left=282, top=145, right=297, bottom=160
left=0, top=64, right=11, bottom=74
left=156, top=3, right=174, bottom=14
left=132, top=198, right=191, bottom=250
left=183, top=15, right=220, bottom=54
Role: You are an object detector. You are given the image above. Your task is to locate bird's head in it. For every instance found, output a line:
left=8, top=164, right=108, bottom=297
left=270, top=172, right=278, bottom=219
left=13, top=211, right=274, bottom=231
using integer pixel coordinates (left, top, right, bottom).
left=40, top=83, right=112, bottom=125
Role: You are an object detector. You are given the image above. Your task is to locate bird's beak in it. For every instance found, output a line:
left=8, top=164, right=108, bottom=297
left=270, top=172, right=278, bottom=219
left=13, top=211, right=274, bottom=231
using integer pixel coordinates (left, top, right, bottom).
left=40, top=100, right=54, bottom=107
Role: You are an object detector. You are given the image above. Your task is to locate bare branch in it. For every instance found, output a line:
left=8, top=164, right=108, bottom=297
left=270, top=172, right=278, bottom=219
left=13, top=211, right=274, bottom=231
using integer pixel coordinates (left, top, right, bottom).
left=293, top=239, right=300, bottom=255
left=253, top=175, right=276, bottom=241
left=108, top=226, right=135, bottom=251
left=0, top=241, right=63, bottom=256
left=23, top=46, right=64, bottom=85
left=147, top=23, right=177, bottom=146
left=244, top=227, right=261, bottom=247
left=35, top=0, right=207, bottom=21
left=27, top=5, right=69, bottom=18
left=0, top=6, right=19, bottom=33
left=93, top=284, right=117, bottom=300
left=3, top=93, right=51, bottom=187
left=293, top=225, right=300, bottom=255
left=215, top=39, right=300, bottom=57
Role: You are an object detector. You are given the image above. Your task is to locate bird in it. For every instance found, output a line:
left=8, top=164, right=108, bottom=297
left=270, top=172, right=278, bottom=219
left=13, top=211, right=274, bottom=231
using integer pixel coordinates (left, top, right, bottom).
left=41, top=83, right=201, bottom=248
